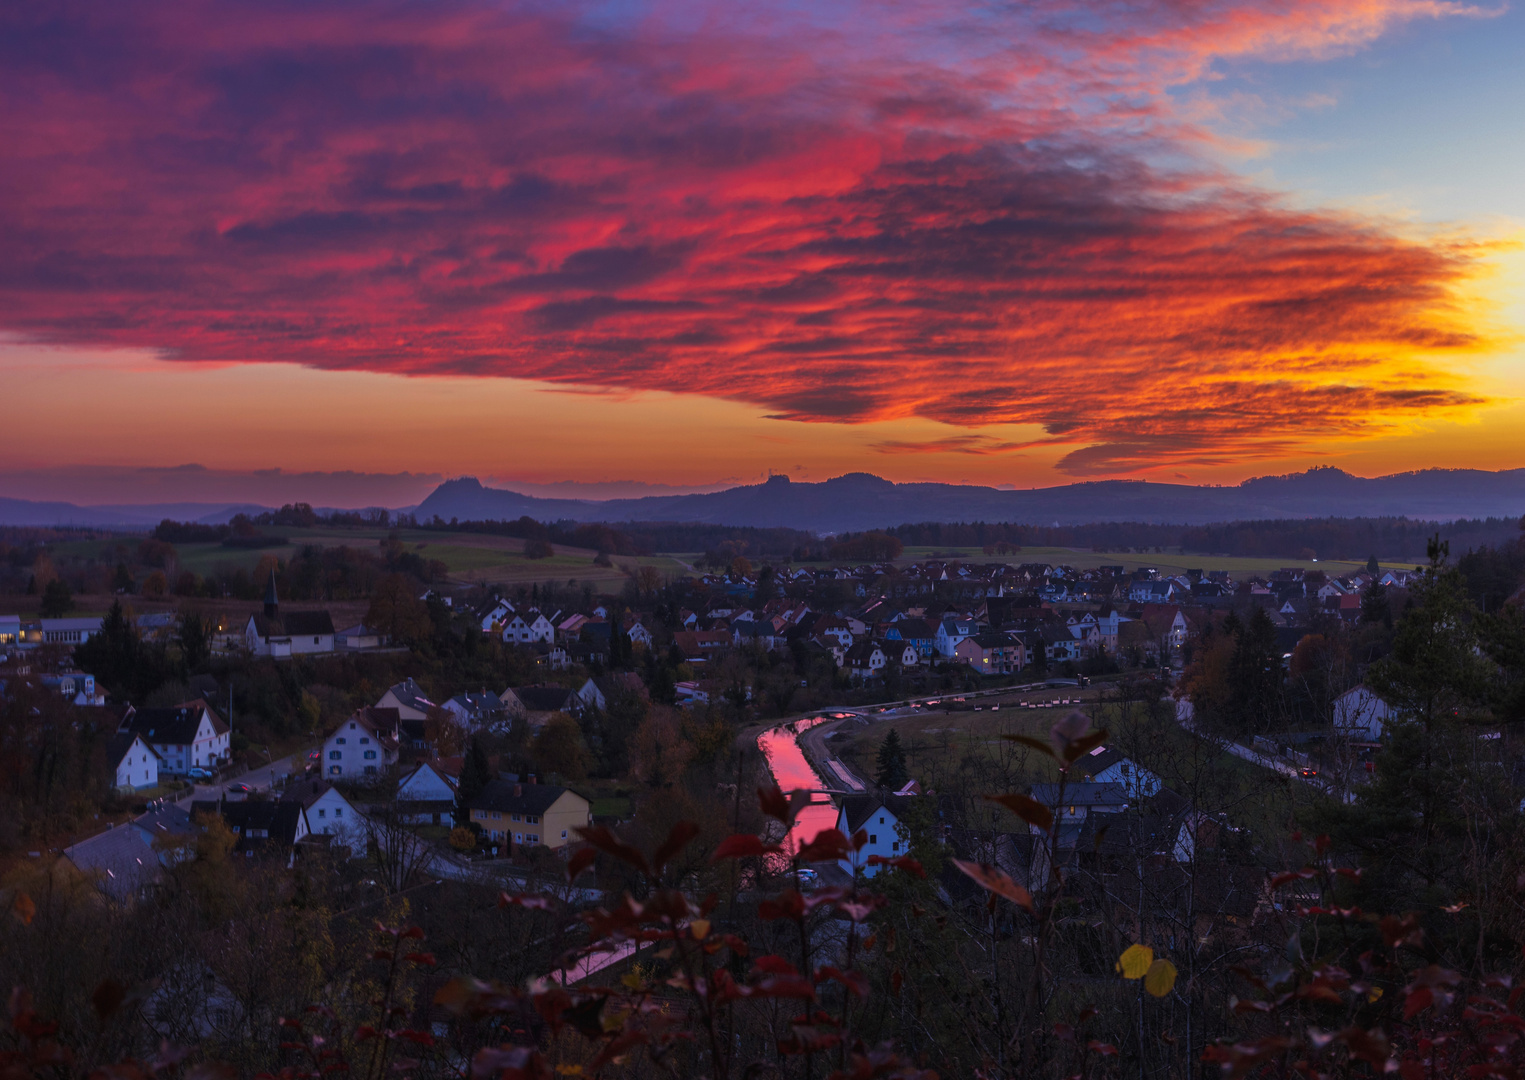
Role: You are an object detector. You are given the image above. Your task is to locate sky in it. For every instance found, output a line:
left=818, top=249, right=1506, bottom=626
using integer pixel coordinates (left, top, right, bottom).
left=1, top=0, right=1522, bottom=506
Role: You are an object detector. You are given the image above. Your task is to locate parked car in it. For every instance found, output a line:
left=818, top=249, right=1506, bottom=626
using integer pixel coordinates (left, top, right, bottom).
left=187, top=768, right=212, bottom=781
left=797, top=868, right=819, bottom=885
left=228, top=782, right=254, bottom=794
left=1299, top=767, right=1318, bottom=779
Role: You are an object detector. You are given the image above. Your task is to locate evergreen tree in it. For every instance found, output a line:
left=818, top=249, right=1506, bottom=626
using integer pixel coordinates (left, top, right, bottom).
left=1366, top=553, right=1381, bottom=576
left=74, top=600, right=138, bottom=696
left=177, top=609, right=211, bottom=671
left=1360, top=577, right=1390, bottom=625
left=39, top=578, right=73, bottom=618
left=874, top=728, right=909, bottom=791
left=455, top=735, right=493, bottom=826
left=1225, top=606, right=1281, bottom=734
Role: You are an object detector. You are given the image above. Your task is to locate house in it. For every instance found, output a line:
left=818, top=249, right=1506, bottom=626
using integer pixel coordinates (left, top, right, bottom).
left=576, top=673, right=649, bottom=712
left=244, top=573, right=335, bottom=657
left=1140, top=605, right=1193, bottom=652
left=531, top=641, right=571, bottom=670
left=60, top=803, right=195, bottom=902
left=480, top=598, right=514, bottom=634
left=42, top=617, right=103, bottom=645
left=190, top=797, right=309, bottom=857
left=671, top=630, right=730, bottom=660
left=40, top=670, right=105, bottom=705
left=883, top=618, right=935, bottom=659
left=623, top=616, right=653, bottom=649
left=812, top=616, right=855, bottom=651
left=1333, top=686, right=1391, bottom=740
left=442, top=692, right=505, bottom=730
left=118, top=702, right=231, bottom=775
left=500, top=685, right=584, bottom=730
left=934, top=617, right=980, bottom=658
left=1074, top=745, right=1162, bottom=797
left=395, top=761, right=459, bottom=825
left=501, top=610, right=556, bottom=644
left=335, top=623, right=383, bottom=650
left=295, top=782, right=365, bottom=850
left=108, top=732, right=161, bottom=791
left=833, top=795, right=916, bottom=879
left=0, top=615, right=19, bottom=646
left=954, top=632, right=1024, bottom=675
left=1027, top=782, right=1130, bottom=831
left=322, top=707, right=401, bottom=780
left=883, top=641, right=921, bottom=668
left=469, top=779, right=591, bottom=852
left=376, top=678, right=437, bottom=722
left=844, top=641, right=887, bottom=680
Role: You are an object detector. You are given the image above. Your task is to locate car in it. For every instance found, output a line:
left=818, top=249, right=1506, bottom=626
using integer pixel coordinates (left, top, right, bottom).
left=228, top=782, right=254, bottom=794
left=797, top=868, right=819, bottom=885
left=308, top=750, right=320, bottom=761
left=186, top=768, right=212, bottom=781
left=1299, top=767, right=1318, bottom=778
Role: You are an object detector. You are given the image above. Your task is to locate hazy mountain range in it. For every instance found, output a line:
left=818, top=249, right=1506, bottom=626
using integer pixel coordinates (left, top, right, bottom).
left=6, top=466, right=1520, bottom=532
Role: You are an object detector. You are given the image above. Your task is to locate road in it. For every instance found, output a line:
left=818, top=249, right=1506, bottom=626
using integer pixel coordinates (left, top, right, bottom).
left=175, top=747, right=314, bottom=807
left=1173, top=701, right=1358, bottom=804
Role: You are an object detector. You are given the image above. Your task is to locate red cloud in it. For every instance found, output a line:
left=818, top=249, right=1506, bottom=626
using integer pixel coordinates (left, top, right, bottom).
left=0, top=0, right=1498, bottom=472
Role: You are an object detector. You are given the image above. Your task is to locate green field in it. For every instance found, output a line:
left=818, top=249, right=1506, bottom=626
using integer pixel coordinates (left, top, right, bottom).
left=895, top=545, right=1412, bottom=578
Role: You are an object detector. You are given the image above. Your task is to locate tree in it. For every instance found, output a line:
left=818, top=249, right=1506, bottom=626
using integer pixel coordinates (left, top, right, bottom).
left=1224, top=606, right=1281, bottom=734
left=531, top=714, right=588, bottom=781
left=1366, top=553, right=1381, bottom=576
left=39, top=578, right=73, bottom=618
left=455, top=736, right=492, bottom=826
left=424, top=705, right=466, bottom=757
left=365, top=573, right=431, bottom=644
left=1360, top=577, right=1390, bottom=625
left=630, top=708, right=693, bottom=787
left=523, top=538, right=554, bottom=559
left=74, top=600, right=138, bottom=695
left=176, top=608, right=211, bottom=670
left=875, top=728, right=910, bottom=791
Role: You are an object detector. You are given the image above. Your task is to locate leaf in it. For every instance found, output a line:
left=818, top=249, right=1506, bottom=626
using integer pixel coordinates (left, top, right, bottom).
left=1117, top=944, right=1154, bottom=980
left=690, top=919, right=711, bottom=941
left=711, top=834, right=781, bottom=861
left=1144, top=959, right=1178, bottom=998
left=11, top=892, right=35, bottom=926
left=1403, top=985, right=1433, bottom=1020
left=986, top=793, right=1054, bottom=831
left=574, top=825, right=650, bottom=877
left=1050, top=711, right=1090, bottom=756
left=1000, top=734, right=1056, bottom=758
left=796, top=828, right=851, bottom=863
left=951, top=859, right=1034, bottom=912
left=566, top=847, right=597, bottom=882
left=758, top=784, right=790, bottom=823
left=1062, top=729, right=1109, bottom=764
left=652, top=821, right=700, bottom=873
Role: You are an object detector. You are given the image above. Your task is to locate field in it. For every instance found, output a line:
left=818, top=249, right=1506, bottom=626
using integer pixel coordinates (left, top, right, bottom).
left=53, top=528, right=694, bottom=588
left=831, top=686, right=1304, bottom=841
left=895, top=545, right=1411, bottom=578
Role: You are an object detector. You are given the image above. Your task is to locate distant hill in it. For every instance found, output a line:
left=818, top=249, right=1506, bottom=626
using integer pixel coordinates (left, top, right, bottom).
left=412, top=467, right=1525, bottom=532
left=7, top=466, right=1525, bottom=532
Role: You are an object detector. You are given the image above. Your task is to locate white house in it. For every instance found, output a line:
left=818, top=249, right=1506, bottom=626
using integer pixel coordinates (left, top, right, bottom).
left=336, top=623, right=383, bottom=650
left=292, top=783, right=365, bottom=851
left=42, top=617, right=103, bottom=645
left=40, top=671, right=104, bottom=705
left=480, top=598, right=514, bottom=634
left=118, top=702, right=230, bottom=775
left=1075, top=745, right=1162, bottom=798
left=322, top=708, right=401, bottom=780
left=934, top=617, right=979, bottom=659
left=107, top=733, right=161, bottom=791
left=844, top=641, right=887, bottom=680
left=0, top=614, right=20, bottom=646
left=395, top=761, right=458, bottom=825
left=376, top=678, right=437, bottom=722
left=834, top=795, right=916, bottom=879
left=501, top=610, right=555, bottom=644
left=1333, top=686, right=1391, bottom=741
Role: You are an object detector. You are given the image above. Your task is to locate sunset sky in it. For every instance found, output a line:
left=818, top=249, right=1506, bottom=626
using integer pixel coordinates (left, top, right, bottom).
left=2, top=0, right=1523, bottom=506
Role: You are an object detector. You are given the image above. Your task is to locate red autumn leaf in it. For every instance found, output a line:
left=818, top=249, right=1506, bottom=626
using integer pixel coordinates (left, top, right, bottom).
left=1404, top=986, right=1434, bottom=1020
left=952, top=859, right=1034, bottom=912
left=711, top=834, right=781, bottom=860
left=652, top=820, right=701, bottom=873
left=797, top=828, right=851, bottom=863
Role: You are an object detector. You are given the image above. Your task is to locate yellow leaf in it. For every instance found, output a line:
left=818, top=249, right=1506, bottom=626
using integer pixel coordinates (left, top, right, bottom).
left=1117, top=943, right=1153, bottom=980
left=12, top=892, right=36, bottom=926
left=620, top=971, right=644, bottom=990
left=1144, top=959, right=1177, bottom=998
left=691, top=919, right=711, bottom=941
left=555, top=1067, right=583, bottom=1077
left=1368, top=987, right=1384, bottom=1003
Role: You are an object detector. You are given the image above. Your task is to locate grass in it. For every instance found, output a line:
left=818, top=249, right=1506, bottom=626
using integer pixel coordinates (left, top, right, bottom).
left=895, top=545, right=1410, bottom=578
left=590, top=797, right=633, bottom=819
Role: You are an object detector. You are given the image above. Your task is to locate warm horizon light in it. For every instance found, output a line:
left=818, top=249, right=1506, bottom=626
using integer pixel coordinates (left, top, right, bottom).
left=3, top=0, right=1523, bottom=502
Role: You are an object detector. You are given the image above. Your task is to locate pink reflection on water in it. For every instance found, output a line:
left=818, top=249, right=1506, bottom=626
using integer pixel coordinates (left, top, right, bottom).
left=757, top=716, right=840, bottom=855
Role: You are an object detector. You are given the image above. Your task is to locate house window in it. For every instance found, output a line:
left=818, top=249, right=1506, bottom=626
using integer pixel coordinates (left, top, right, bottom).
left=318, top=808, right=326, bottom=818
left=892, top=841, right=900, bottom=852
left=313, top=637, right=320, bottom=644
left=528, top=815, right=539, bottom=824
left=364, top=766, right=377, bottom=775
left=330, top=751, right=341, bottom=760
left=870, top=834, right=877, bottom=844
left=334, top=808, right=343, bottom=818
left=330, top=766, right=341, bottom=776
left=492, top=811, right=501, bottom=820
left=364, top=750, right=376, bottom=760
left=360, top=737, right=370, bottom=745
left=336, top=738, right=347, bottom=745
left=512, top=814, right=521, bottom=822
left=515, top=833, right=523, bottom=843
left=561, top=830, right=568, bottom=839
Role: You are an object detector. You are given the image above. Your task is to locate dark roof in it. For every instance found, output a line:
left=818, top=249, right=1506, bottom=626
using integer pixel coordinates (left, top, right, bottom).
left=838, top=794, right=917, bottom=835
left=511, top=685, right=579, bottom=712
left=191, top=799, right=305, bottom=849
left=1028, top=782, right=1129, bottom=809
left=63, top=804, right=194, bottom=899
left=470, top=779, right=576, bottom=816
left=251, top=610, right=336, bottom=638
left=121, top=705, right=225, bottom=745
left=106, top=731, right=162, bottom=769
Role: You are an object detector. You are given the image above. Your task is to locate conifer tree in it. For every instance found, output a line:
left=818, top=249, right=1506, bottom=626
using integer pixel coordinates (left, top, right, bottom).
left=875, top=728, right=909, bottom=791
left=455, top=735, right=493, bottom=826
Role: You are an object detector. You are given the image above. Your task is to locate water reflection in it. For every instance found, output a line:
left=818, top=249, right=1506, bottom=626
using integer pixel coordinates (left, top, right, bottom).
left=757, top=716, right=839, bottom=854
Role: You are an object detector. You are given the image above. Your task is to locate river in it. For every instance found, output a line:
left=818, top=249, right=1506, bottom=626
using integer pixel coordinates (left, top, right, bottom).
left=756, top=715, right=841, bottom=853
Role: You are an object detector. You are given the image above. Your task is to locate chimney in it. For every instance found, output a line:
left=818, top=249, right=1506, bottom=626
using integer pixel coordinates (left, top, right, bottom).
left=513, top=784, right=522, bottom=797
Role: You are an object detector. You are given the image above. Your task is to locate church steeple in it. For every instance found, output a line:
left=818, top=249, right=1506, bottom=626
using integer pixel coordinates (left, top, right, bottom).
left=263, top=569, right=279, bottom=619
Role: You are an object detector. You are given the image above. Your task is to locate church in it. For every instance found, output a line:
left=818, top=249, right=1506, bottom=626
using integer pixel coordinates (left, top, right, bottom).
left=244, top=571, right=336, bottom=658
